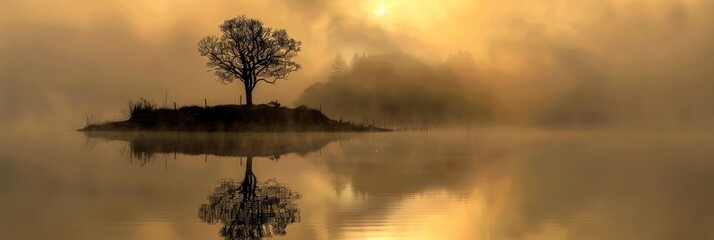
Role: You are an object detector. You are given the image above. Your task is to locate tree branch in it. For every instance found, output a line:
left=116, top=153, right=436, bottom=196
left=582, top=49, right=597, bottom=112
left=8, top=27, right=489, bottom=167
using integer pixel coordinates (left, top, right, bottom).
left=256, top=78, right=277, bottom=84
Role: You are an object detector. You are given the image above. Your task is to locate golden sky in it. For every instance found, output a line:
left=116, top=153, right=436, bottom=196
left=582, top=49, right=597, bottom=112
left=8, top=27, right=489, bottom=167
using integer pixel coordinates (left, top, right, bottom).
left=1, top=0, right=714, bottom=132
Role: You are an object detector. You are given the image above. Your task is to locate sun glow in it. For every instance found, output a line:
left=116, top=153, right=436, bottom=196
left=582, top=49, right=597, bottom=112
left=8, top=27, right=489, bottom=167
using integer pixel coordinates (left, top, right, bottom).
left=374, top=5, right=387, bottom=16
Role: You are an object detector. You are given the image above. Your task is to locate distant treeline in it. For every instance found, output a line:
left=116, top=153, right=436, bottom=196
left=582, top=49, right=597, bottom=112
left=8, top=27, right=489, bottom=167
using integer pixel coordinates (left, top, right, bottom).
left=297, top=52, right=493, bottom=127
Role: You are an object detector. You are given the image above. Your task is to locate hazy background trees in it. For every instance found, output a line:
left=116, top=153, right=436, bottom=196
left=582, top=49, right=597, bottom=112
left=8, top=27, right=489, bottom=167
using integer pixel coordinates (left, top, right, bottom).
left=297, top=52, right=493, bottom=127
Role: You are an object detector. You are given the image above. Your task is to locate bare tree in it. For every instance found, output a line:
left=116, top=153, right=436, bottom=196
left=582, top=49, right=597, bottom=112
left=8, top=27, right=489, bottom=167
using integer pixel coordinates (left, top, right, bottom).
left=198, top=15, right=302, bottom=106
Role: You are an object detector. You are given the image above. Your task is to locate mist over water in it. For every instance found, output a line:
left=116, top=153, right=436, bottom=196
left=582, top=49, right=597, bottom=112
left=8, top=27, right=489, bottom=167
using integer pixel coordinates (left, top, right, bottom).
left=2, top=0, right=714, bottom=239
left=0, top=129, right=713, bottom=239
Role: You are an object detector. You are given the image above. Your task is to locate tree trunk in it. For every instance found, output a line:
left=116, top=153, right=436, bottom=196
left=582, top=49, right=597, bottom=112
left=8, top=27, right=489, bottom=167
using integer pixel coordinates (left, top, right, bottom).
left=241, top=156, right=257, bottom=201
left=244, top=156, right=253, bottom=177
left=244, top=86, right=253, bottom=106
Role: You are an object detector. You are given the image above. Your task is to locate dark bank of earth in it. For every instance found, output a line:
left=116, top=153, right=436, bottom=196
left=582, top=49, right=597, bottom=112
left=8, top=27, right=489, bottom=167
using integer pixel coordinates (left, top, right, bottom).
left=81, top=104, right=389, bottom=132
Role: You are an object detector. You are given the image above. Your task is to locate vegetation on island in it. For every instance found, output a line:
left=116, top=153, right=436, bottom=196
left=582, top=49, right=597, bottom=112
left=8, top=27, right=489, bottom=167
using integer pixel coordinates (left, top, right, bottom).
left=198, top=15, right=301, bottom=106
left=81, top=98, right=386, bottom=132
left=81, top=15, right=388, bottom=132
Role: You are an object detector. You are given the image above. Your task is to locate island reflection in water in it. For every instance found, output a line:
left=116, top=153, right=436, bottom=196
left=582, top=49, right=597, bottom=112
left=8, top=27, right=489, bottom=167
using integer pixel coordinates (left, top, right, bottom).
left=71, top=130, right=714, bottom=240
left=85, top=131, right=343, bottom=240
left=84, top=131, right=344, bottom=165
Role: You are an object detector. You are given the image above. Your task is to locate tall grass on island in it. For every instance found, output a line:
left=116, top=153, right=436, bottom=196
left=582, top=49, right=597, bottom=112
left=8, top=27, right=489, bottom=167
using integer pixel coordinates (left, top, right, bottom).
left=81, top=98, right=389, bottom=132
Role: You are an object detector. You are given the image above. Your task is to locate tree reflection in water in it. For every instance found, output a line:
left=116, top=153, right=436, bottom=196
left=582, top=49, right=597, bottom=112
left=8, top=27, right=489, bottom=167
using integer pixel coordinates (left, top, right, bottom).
left=199, top=156, right=301, bottom=240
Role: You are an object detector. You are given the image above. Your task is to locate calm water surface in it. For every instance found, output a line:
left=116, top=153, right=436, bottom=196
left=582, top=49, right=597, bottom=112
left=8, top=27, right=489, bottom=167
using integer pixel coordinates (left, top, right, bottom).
left=1, top=128, right=713, bottom=240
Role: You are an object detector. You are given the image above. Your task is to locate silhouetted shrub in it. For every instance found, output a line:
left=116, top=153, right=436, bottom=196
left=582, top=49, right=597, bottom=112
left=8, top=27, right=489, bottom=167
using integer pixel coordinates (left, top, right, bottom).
left=125, top=98, right=157, bottom=120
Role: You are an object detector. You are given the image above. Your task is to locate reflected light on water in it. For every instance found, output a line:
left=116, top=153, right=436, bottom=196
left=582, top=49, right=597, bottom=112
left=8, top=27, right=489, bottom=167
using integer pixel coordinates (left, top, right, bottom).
left=317, top=190, right=484, bottom=239
left=1, top=129, right=713, bottom=239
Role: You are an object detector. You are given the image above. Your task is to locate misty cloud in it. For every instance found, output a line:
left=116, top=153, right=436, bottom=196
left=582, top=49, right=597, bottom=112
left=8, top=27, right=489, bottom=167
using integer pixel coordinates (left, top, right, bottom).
left=297, top=52, right=493, bottom=126
left=2, top=0, right=714, bottom=132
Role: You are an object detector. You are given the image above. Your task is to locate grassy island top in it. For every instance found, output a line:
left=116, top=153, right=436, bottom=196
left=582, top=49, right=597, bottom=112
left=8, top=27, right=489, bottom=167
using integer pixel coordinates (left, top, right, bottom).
left=81, top=102, right=389, bottom=132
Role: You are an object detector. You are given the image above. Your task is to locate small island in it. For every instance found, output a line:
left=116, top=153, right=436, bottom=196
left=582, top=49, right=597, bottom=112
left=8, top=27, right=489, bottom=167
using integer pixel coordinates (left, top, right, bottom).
left=81, top=101, right=386, bottom=132
left=80, top=16, right=388, bottom=133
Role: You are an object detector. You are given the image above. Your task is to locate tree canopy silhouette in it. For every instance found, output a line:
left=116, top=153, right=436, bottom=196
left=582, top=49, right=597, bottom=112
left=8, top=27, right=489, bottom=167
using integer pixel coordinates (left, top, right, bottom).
left=198, top=15, right=301, bottom=106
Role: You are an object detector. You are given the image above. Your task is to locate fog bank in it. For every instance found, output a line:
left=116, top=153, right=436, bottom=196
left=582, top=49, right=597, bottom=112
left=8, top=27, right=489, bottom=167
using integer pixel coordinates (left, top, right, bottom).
left=1, top=0, right=714, bottom=131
